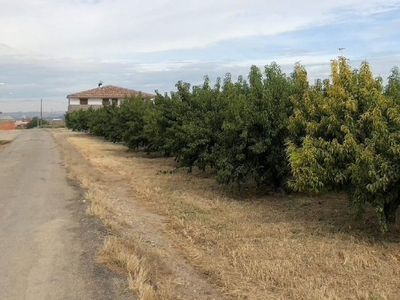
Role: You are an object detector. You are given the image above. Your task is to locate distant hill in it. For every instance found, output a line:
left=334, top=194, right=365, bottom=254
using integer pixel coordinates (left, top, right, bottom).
left=2, top=111, right=66, bottom=120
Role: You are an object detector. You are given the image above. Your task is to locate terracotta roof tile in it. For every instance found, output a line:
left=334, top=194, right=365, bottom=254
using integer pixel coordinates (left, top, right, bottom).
left=67, top=85, right=155, bottom=99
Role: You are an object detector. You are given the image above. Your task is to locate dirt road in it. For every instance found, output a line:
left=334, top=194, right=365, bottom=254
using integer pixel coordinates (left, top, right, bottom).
left=0, top=130, right=131, bottom=300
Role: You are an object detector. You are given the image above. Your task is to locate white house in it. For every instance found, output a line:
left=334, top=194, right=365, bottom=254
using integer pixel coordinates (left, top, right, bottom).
left=67, top=85, right=155, bottom=112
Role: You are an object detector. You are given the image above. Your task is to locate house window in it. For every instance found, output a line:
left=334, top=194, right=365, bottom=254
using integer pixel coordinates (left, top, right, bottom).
left=80, top=98, right=88, bottom=105
left=102, top=98, right=110, bottom=106
left=112, top=98, right=118, bottom=105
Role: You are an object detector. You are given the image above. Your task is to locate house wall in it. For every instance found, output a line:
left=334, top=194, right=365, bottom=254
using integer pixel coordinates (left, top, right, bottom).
left=86, top=98, right=124, bottom=105
left=69, top=99, right=80, bottom=105
left=68, top=97, right=101, bottom=112
left=67, top=97, right=123, bottom=112
left=0, top=121, right=16, bottom=130
left=69, top=98, right=103, bottom=105
left=88, top=98, right=103, bottom=105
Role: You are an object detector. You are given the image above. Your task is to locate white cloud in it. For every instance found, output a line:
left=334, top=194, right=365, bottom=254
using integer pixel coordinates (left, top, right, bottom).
left=1, top=0, right=399, bottom=111
left=1, top=0, right=399, bottom=57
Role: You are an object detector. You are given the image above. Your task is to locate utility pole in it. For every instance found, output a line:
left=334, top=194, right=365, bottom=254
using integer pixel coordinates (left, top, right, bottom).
left=40, top=98, right=43, bottom=127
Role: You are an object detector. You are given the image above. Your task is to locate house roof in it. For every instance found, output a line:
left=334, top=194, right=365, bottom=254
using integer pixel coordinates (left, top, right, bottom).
left=0, top=115, right=14, bottom=122
left=67, top=85, right=155, bottom=99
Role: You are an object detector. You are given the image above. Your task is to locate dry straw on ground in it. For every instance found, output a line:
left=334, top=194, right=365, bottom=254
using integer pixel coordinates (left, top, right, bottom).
left=97, top=236, right=158, bottom=300
left=55, top=130, right=400, bottom=300
left=54, top=131, right=163, bottom=300
left=54, top=130, right=222, bottom=300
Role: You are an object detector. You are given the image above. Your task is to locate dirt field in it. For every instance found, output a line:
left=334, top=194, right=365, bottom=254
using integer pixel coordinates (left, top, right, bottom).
left=53, top=129, right=400, bottom=300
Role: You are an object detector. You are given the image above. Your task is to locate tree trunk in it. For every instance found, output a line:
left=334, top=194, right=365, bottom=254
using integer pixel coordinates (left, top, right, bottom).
left=384, top=197, right=400, bottom=225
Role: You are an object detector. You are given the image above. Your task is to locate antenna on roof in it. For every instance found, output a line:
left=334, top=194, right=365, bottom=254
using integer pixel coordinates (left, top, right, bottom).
left=98, top=80, right=103, bottom=88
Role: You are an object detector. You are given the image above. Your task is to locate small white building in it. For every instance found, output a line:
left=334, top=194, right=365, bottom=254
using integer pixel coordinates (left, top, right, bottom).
left=67, top=85, right=155, bottom=112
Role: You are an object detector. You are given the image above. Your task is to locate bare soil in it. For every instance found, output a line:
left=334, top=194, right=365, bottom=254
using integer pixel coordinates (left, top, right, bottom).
left=53, top=129, right=400, bottom=300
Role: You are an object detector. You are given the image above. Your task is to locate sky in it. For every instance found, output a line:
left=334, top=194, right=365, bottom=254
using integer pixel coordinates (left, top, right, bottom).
left=0, top=0, right=399, bottom=112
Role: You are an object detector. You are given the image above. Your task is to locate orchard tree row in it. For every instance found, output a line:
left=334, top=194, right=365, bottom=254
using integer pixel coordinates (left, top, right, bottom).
left=65, top=57, right=400, bottom=230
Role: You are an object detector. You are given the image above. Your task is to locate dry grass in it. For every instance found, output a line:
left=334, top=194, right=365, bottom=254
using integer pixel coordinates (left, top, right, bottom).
left=53, top=131, right=169, bottom=300
left=96, top=236, right=162, bottom=300
left=56, top=131, right=400, bottom=300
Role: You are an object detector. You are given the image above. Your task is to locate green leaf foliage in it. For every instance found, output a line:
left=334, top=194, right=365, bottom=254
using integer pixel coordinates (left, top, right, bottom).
left=173, top=76, right=226, bottom=171
left=65, top=109, right=91, bottom=132
left=26, top=117, right=49, bottom=129
left=65, top=57, right=400, bottom=230
left=212, top=64, right=292, bottom=187
left=120, top=96, right=153, bottom=150
left=144, top=88, right=187, bottom=155
left=287, top=57, right=400, bottom=230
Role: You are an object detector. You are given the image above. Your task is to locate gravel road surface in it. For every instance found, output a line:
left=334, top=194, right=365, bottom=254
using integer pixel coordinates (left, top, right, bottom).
left=0, top=130, right=131, bottom=300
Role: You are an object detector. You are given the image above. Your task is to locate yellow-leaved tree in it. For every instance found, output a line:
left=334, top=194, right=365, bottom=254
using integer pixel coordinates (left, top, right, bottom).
left=287, top=57, right=400, bottom=231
